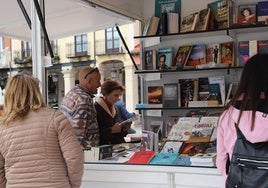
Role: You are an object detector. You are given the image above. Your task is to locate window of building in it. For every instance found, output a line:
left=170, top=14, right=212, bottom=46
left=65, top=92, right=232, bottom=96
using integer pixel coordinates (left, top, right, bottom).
left=75, top=34, right=88, bottom=56
left=106, top=27, right=119, bottom=53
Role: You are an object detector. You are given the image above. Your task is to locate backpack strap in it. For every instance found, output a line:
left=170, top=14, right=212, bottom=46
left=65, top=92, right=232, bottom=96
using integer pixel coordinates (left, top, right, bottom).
left=234, top=123, right=247, bottom=141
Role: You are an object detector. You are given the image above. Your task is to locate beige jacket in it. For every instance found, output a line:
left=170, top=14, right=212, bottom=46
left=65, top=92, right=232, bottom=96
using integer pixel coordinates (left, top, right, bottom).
left=0, top=108, right=84, bottom=188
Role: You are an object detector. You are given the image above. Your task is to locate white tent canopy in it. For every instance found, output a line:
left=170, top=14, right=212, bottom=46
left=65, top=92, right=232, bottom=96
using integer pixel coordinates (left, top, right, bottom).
left=0, top=0, right=143, bottom=41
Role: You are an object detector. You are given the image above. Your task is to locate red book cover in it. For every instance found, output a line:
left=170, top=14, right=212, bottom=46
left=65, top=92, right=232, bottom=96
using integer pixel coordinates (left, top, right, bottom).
left=127, top=151, right=155, bottom=164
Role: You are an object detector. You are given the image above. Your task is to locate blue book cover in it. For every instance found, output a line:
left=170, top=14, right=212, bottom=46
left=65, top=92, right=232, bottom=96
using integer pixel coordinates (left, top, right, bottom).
left=257, top=1, right=268, bottom=24
left=258, top=40, right=268, bottom=54
left=149, top=153, right=179, bottom=165
left=172, top=155, right=191, bottom=166
left=238, top=41, right=249, bottom=66
left=157, top=47, right=173, bottom=70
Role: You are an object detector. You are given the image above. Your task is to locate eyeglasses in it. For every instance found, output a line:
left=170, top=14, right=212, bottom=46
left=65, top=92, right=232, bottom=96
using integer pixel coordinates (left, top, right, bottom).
left=84, top=67, right=99, bottom=79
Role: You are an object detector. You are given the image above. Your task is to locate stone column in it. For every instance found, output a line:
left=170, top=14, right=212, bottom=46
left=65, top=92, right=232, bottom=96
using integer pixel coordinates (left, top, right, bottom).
left=61, top=66, right=77, bottom=95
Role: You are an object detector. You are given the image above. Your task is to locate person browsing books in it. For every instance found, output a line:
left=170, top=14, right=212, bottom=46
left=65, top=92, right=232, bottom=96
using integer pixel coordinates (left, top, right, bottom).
left=95, top=78, right=131, bottom=145
left=114, top=99, right=138, bottom=134
left=216, top=54, right=268, bottom=186
left=0, top=72, right=84, bottom=188
left=61, top=66, right=101, bottom=149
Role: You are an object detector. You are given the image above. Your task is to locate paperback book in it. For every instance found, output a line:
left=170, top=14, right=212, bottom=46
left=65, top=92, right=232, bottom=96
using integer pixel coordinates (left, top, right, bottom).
left=163, top=83, right=178, bottom=108
left=220, top=41, right=234, bottom=66
left=237, top=4, right=257, bottom=25
left=149, top=153, right=179, bottom=165
left=144, top=49, right=157, bottom=70
left=187, top=44, right=207, bottom=67
left=172, top=45, right=192, bottom=69
left=195, top=8, right=211, bottom=31
left=147, top=86, right=163, bottom=107
left=157, top=47, right=173, bottom=70
left=180, top=12, right=198, bottom=33
left=160, top=140, right=184, bottom=154
left=257, top=1, right=268, bottom=24
left=127, top=150, right=155, bottom=164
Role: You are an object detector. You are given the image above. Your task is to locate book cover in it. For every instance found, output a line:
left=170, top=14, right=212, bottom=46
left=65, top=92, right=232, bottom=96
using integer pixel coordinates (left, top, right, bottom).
left=167, top=12, right=179, bottom=34
left=173, top=155, right=191, bottom=166
left=208, top=76, right=226, bottom=106
left=163, top=83, right=178, bottom=108
left=220, top=41, right=234, bottom=66
left=160, top=140, right=184, bottom=154
left=257, top=1, right=268, bottom=24
left=140, top=130, right=155, bottom=151
left=149, top=153, right=179, bottom=165
left=178, top=78, right=198, bottom=107
left=165, top=116, right=180, bottom=137
left=187, top=122, right=215, bottom=143
left=206, top=43, right=220, bottom=64
left=208, top=0, right=234, bottom=30
left=157, top=47, right=173, bottom=70
left=172, top=45, right=192, bottom=69
left=237, top=4, right=257, bottom=25
left=195, top=8, right=211, bottom=31
left=147, top=86, right=163, bottom=106
left=146, top=16, right=160, bottom=36
left=167, top=117, right=199, bottom=141
left=180, top=142, right=211, bottom=156
left=208, top=83, right=222, bottom=106
left=99, top=145, right=113, bottom=160
left=198, top=77, right=210, bottom=101
left=180, top=12, right=198, bottom=33
left=155, top=0, right=181, bottom=18
left=144, top=49, right=157, bottom=70
left=186, top=109, right=208, bottom=118
left=238, top=41, right=249, bottom=66
left=258, top=40, right=268, bottom=54
left=187, top=44, right=207, bottom=67
left=150, top=120, right=163, bottom=141
left=142, top=17, right=152, bottom=36
left=127, top=150, right=155, bottom=164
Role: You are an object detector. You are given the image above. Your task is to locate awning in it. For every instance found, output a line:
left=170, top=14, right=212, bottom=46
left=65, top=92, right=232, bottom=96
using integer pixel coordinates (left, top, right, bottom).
left=0, top=0, right=143, bottom=41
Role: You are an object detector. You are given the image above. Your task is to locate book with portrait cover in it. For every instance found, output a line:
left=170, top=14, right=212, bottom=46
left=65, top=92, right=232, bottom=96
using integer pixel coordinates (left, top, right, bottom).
left=160, top=140, right=184, bottom=154
left=172, top=45, right=192, bottom=69
left=237, top=4, right=257, bottom=25
left=144, top=49, right=157, bottom=70
left=157, top=47, right=173, bottom=70
left=163, top=83, right=178, bottom=108
left=147, top=86, right=163, bottom=107
left=180, top=12, right=198, bottom=33
left=195, top=8, right=211, bottom=31
left=206, top=43, right=220, bottom=64
left=165, top=116, right=180, bottom=137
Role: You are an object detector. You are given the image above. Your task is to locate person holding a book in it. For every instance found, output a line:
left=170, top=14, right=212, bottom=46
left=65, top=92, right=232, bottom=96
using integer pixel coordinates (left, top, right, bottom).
left=216, top=54, right=268, bottom=185
left=95, top=78, right=131, bottom=145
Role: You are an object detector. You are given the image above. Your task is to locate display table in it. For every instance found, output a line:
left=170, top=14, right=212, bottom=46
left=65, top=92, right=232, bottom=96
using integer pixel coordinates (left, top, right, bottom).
left=82, top=163, right=223, bottom=188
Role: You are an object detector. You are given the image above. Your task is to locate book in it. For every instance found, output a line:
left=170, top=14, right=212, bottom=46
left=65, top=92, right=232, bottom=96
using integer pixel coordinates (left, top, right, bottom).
left=140, top=130, right=155, bottom=151
left=195, top=8, right=211, bottom=31
left=142, top=16, right=152, bottom=36
left=167, top=117, right=199, bottom=141
left=155, top=0, right=181, bottom=18
left=144, top=49, right=157, bottom=70
left=147, top=86, right=163, bottom=107
left=206, top=43, right=220, bottom=64
left=208, top=0, right=234, bottom=30
left=167, top=12, right=179, bottom=34
left=198, top=77, right=210, bottom=101
left=220, top=41, right=234, bottom=66
left=163, top=83, right=178, bottom=108
left=257, top=1, right=268, bottom=25
left=208, top=76, right=226, bottom=106
left=172, top=45, right=192, bottom=69
left=208, top=83, right=222, bottom=106
left=180, top=142, right=211, bottom=156
left=186, top=44, right=207, bottom=67
left=127, top=150, right=155, bottom=164
left=157, top=47, right=173, bottom=70
left=238, top=41, right=250, bottom=66
left=165, top=116, right=180, bottom=137
left=187, top=122, right=214, bottom=143
left=258, top=40, right=268, bottom=54
left=237, top=4, right=257, bottom=25
left=99, top=145, right=113, bottom=160
left=180, top=12, right=198, bottom=33
left=178, top=78, right=198, bottom=107
left=150, top=120, right=163, bottom=141
left=173, top=155, right=191, bottom=166
left=149, top=153, right=179, bottom=165
left=146, top=16, right=160, bottom=36
left=160, top=140, right=183, bottom=154
left=186, top=109, right=208, bottom=118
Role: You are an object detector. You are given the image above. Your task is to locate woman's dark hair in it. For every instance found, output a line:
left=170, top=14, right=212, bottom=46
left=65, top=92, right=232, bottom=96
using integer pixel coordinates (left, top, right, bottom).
left=226, top=53, right=268, bottom=130
left=241, top=7, right=252, bottom=16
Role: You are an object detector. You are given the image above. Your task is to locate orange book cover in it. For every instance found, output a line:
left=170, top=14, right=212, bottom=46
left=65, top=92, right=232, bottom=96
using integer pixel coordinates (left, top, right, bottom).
left=127, top=151, right=155, bottom=164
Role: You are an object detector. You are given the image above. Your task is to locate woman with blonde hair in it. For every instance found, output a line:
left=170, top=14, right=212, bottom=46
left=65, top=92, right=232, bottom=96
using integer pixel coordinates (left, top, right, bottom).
left=0, top=71, right=84, bottom=188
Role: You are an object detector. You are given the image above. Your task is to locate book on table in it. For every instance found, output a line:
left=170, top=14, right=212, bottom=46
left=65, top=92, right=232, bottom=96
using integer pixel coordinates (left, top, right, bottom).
left=127, top=150, right=156, bottom=164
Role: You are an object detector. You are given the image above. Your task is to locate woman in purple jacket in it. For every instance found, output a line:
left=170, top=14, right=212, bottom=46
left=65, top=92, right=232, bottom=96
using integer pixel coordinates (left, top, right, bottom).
left=216, top=53, right=268, bottom=186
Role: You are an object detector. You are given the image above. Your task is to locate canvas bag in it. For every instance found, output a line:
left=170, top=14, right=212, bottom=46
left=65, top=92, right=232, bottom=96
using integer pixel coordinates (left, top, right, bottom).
left=225, top=123, right=268, bottom=188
